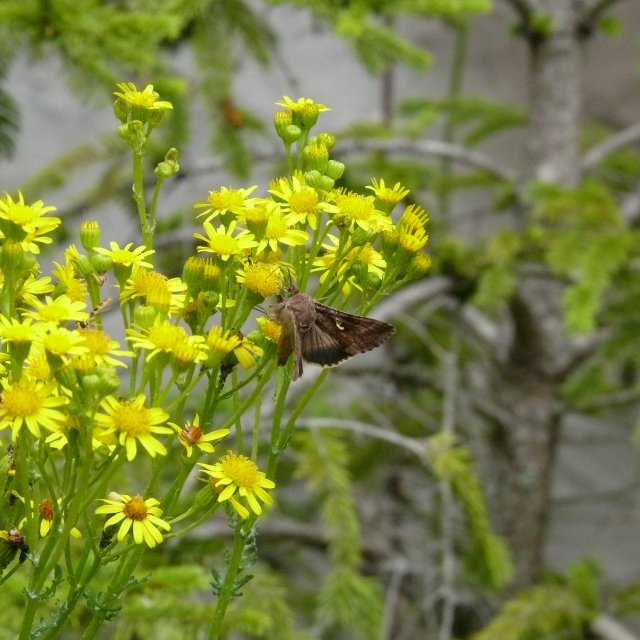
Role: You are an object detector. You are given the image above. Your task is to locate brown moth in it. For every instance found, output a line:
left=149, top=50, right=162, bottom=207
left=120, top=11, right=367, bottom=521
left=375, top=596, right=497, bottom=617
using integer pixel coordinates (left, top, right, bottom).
left=272, top=286, right=395, bottom=380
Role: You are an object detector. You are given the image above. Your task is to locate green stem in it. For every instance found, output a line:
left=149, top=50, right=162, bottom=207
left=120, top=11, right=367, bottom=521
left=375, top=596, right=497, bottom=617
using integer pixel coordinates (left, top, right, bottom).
left=207, top=523, right=252, bottom=640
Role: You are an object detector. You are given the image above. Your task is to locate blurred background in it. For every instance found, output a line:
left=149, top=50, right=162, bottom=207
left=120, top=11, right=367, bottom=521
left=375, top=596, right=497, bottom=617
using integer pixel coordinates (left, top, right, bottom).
left=2, top=1, right=640, bottom=638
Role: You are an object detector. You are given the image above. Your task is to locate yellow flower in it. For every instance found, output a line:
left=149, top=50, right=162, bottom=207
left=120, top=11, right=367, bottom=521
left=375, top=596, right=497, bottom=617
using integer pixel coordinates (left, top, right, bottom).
left=95, top=492, right=171, bottom=548
left=256, top=316, right=282, bottom=344
left=19, top=273, right=56, bottom=307
left=0, top=378, right=68, bottom=439
left=20, top=498, right=81, bottom=539
left=41, top=326, right=90, bottom=361
left=236, top=262, right=283, bottom=297
left=23, top=294, right=90, bottom=326
left=366, top=178, right=410, bottom=206
left=51, top=257, right=87, bottom=303
left=269, top=174, right=320, bottom=229
left=94, top=241, right=154, bottom=274
left=276, top=96, right=330, bottom=114
left=198, top=453, right=275, bottom=519
left=127, top=319, right=204, bottom=363
left=194, top=221, right=258, bottom=262
left=194, top=185, right=259, bottom=223
left=205, top=326, right=263, bottom=369
left=0, top=315, right=45, bottom=346
left=399, top=204, right=429, bottom=235
left=0, top=191, right=61, bottom=253
left=398, top=226, right=428, bottom=254
left=94, top=395, right=172, bottom=461
left=256, top=210, right=308, bottom=255
left=322, top=190, right=391, bottom=234
left=78, top=327, right=132, bottom=368
left=114, top=82, right=173, bottom=113
left=120, top=268, right=186, bottom=314
left=169, top=414, right=230, bottom=457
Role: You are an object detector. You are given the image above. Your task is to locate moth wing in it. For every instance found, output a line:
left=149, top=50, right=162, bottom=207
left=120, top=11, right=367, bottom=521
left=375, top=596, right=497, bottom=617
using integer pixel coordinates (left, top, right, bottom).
left=300, top=323, right=353, bottom=367
left=312, top=303, right=395, bottom=356
left=301, top=304, right=394, bottom=367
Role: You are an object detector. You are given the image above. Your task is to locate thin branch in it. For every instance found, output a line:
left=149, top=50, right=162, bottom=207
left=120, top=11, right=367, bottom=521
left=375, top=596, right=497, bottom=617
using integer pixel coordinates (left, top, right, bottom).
left=580, top=0, right=629, bottom=33
left=581, top=121, right=640, bottom=171
left=499, top=0, right=535, bottom=22
left=591, top=614, right=640, bottom=640
left=339, top=139, right=517, bottom=183
left=297, top=417, right=427, bottom=459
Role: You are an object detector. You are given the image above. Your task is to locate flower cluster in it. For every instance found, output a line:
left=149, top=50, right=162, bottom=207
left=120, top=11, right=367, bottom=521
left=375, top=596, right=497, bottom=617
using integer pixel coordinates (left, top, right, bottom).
left=0, top=84, right=430, bottom=565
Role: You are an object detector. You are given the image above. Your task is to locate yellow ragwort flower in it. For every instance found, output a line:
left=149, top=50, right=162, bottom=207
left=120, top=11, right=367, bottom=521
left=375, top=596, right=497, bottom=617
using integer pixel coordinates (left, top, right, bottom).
left=94, top=241, right=154, bottom=273
left=194, top=185, right=259, bottom=223
left=269, top=174, right=320, bottom=229
left=0, top=378, right=68, bottom=440
left=256, top=316, right=282, bottom=344
left=169, top=414, right=230, bottom=457
left=322, top=190, right=392, bottom=234
left=23, top=294, right=90, bottom=326
left=19, top=498, right=81, bottom=539
left=127, top=319, right=204, bottom=363
left=0, top=191, right=61, bottom=253
left=198, top=453, right=275, bottom=519
left=236, top=262, right=283, bottom=298
left=205, top=326, right=263, bottom=369
left=95, top=492, right=171, bottom=548
left=94, top=395, right=172, bottom=461
left=78, top=327, right=132, bottom=368
left=366, top=178, right=410, bottom=207
left=255, top=210, right=308, bottom=255
left=114, top=83, right=173, bottom=113
left=194, top=221, right=258, bottom=262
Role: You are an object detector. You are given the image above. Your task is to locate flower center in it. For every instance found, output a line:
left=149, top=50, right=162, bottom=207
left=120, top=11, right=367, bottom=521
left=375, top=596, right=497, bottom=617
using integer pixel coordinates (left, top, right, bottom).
left=2, top=383, right=42, bottom=418
left=265, top=216, right=288, bottom=239
left=122, top=495, right=149, bottom=521
left=220, top=453, right=261, bottom=488
left=113, top=404, right=151, bottom=437
left=338, top=194, right=374, bottom=221
left=39, top=498, right=54, bottom=522
left=289, top=189, right=318, bottom=214
left=209, top=235, right=240, bottom=257
left=148, top=324, right=186, bottom=350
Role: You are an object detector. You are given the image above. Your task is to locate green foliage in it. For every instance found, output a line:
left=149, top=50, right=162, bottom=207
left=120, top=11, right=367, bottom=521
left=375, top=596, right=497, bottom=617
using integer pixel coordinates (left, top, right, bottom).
left=526, top=180, right=633, bottom=333
left=400, top=96, right=527, bottom=146
left=0, top=89, right=18, bottom=159
left=296, top=429, right=385, bottom=638
left=0, top=0, right=184, bottom=90
left=223, top=570, right=312, bottom=640
left=472, top=559, right=601, bottom=640
left=426, top=433, right=514, bottom=590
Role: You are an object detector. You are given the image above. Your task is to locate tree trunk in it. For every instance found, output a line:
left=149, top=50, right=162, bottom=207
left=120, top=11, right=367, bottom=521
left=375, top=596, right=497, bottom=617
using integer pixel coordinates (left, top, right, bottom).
left=486, top=0, right=585, bottom=585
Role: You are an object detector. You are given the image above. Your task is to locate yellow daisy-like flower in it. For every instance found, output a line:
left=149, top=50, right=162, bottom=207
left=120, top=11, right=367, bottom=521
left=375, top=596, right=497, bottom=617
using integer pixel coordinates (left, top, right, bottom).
left=127, top=320, right=204, bottom=363
left=322, top=190, right=392, bottom=234
left=0, top=378, right=68, bottom=439
left=276, top=96, right=330, bottom=114
left=120, top=268, right=186, bottom=314
left=169, top=414, right=230, bottom=457
left=198, top=453, right=275, bottom=519
left=19, top=498, right=81, bottom=539
left=194, top=221, right=258, bottom=262
left=114, top=83, right=173, bottom=113
left=23, top=294, right=90, bottom=326
left=18, top=273, right=55, bottom=307
left=346, top=243, right=387, bottom=280
left=95, top=492, right=171, bottom=548
left=25, top=348, right=51, bottom=381
left=366, top=178, right=410, bottom=207
left=256, top=316, right=282, bottom=344
left=205, top=326, right=263, bottom=369
left=41, top=326, right=90, bottom=361
left=0, top=191, right=61, bottom=253
left=236, top=262, right=283, bottom=298
left=51, top=258, right=87, bottom=303
left=269, top=174, right=320, bottom=229
left=0, top=315, right=45, bottom=346
left=78, top=327, right=132, bottom=368
left=399, top=204, right=430, bottom=235
left=398, top=227, right=429, bottom=254
left=256, top=210, right=309, bottom=255
left=94, top=395, right=172, bottom=461
left=194, top=185, right=259, bottom=223
left=93, top=241, right=154, bottom=276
